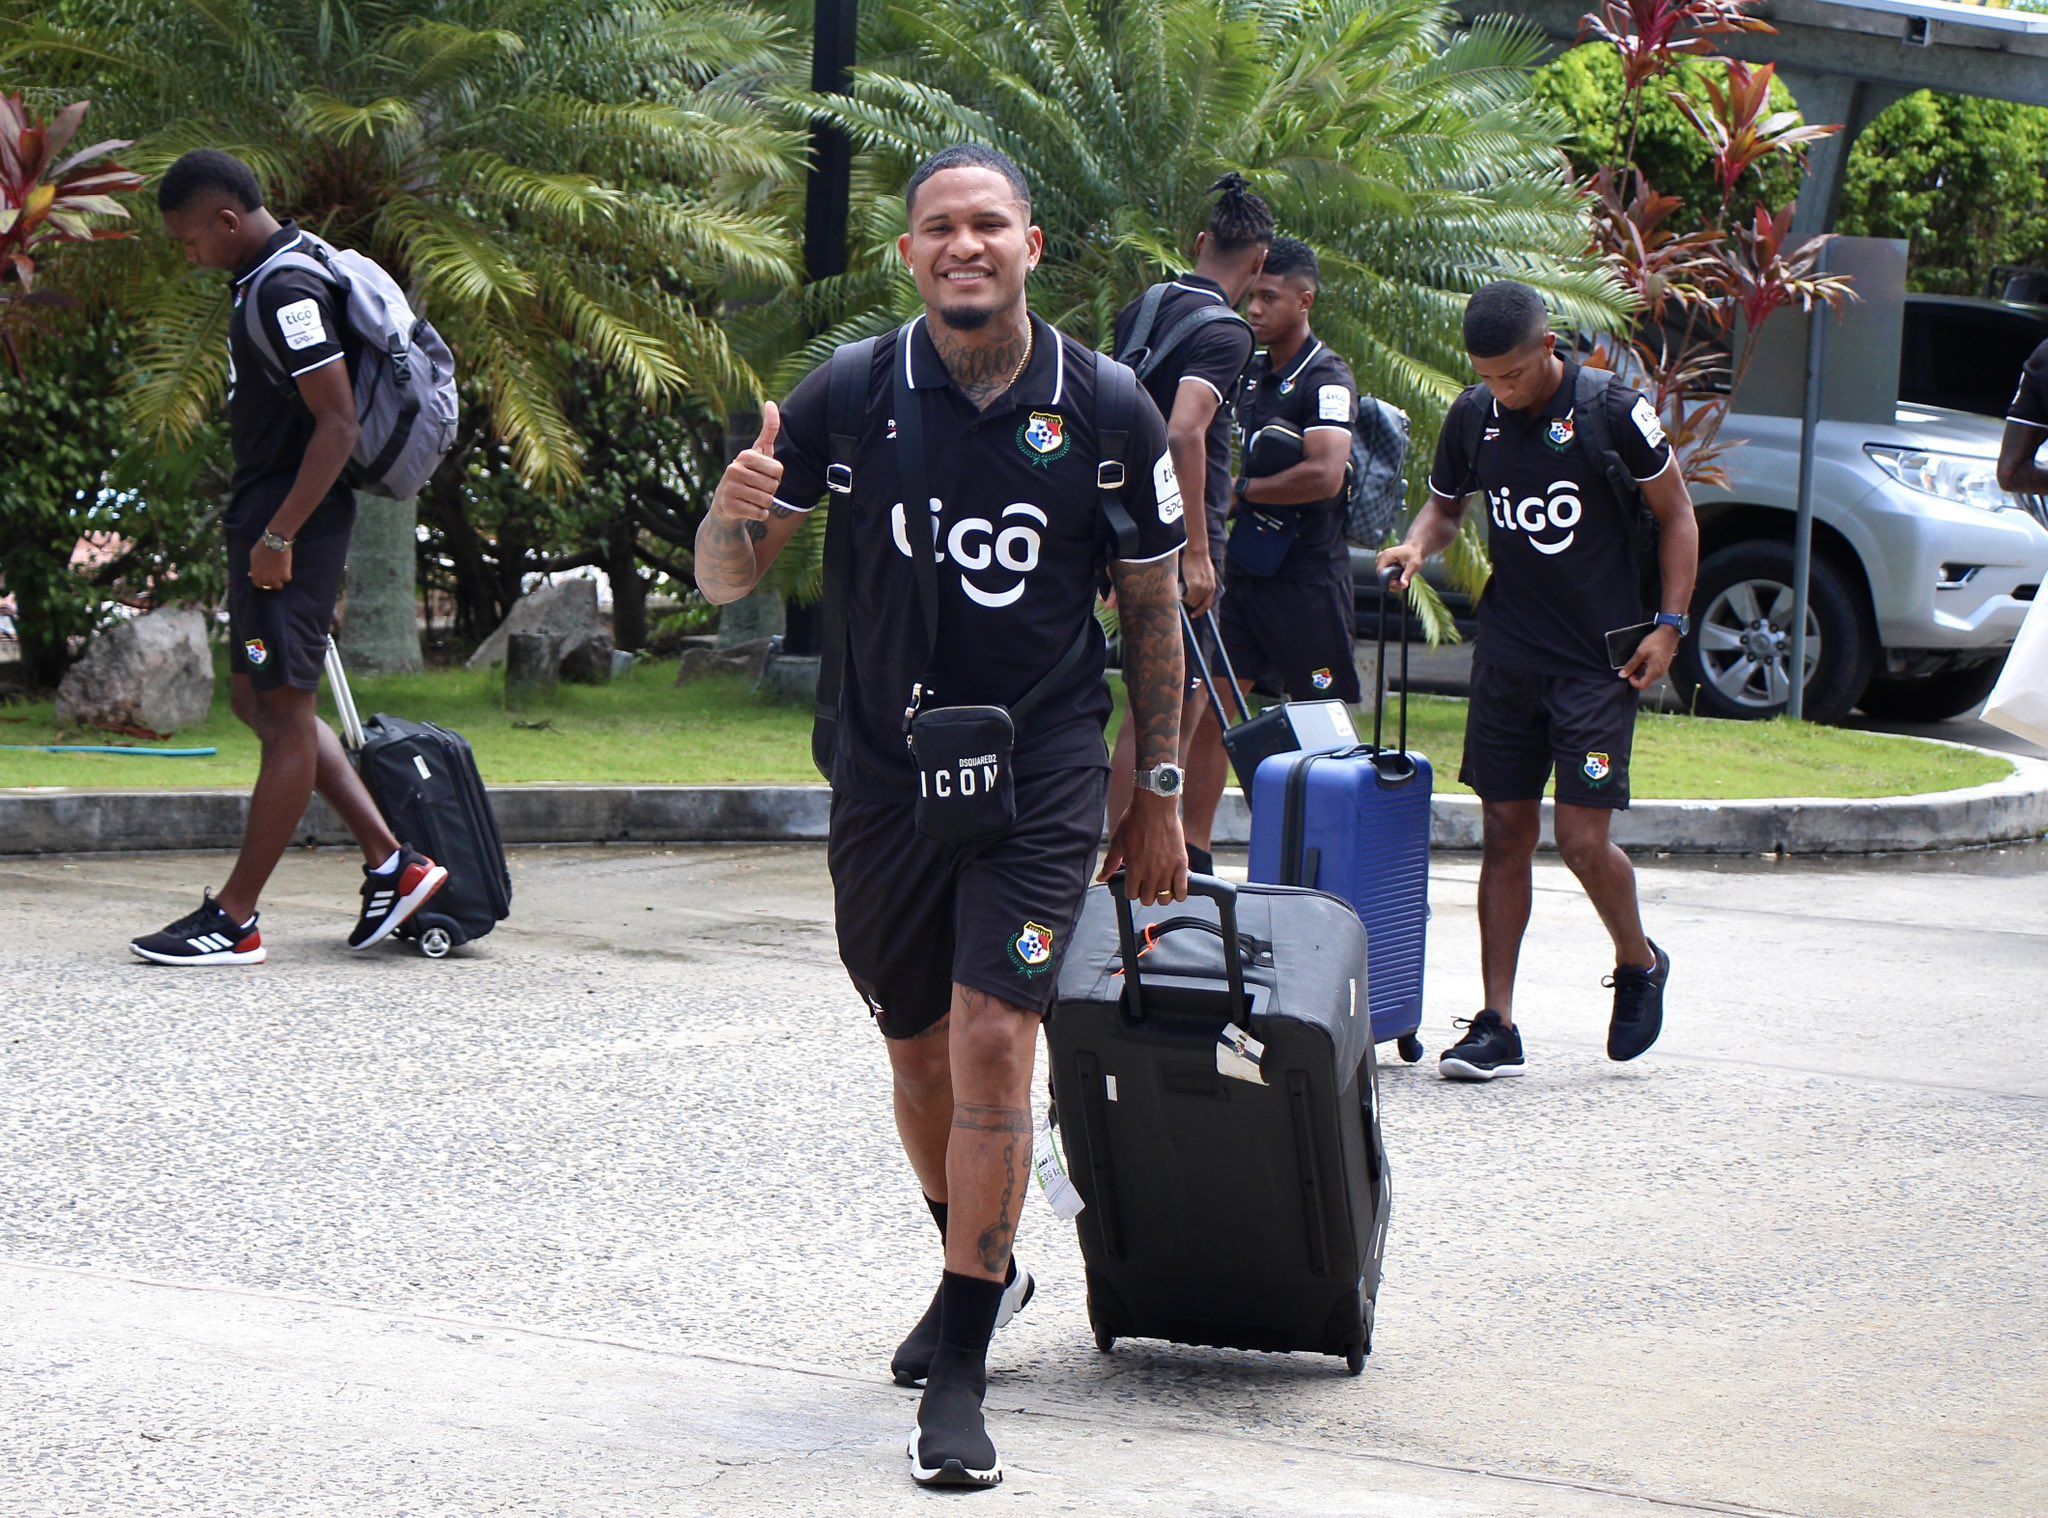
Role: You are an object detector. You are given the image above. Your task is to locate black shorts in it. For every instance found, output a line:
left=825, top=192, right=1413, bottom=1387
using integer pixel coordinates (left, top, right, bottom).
left=828, top=765, right=1108, bottom=1038
left=1459, top=661, right=1641, bottom=809
left=1217, top=570, right=1361, bottom=702
left=226, top=532, right=349, bottom=693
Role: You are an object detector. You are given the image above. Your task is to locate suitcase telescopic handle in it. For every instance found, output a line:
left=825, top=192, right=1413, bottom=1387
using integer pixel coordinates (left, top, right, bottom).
left=1109, top=872, right=1247, bottom=1023
left=1371, top=566, right=1416, bottom=785
left=323, top=636, right=367, bottom=754
left=1178, top=605, right=1254, bottom=729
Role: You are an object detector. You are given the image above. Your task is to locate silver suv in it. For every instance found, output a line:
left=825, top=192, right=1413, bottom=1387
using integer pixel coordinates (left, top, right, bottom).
left=1676, top=296, right=2048, bottom=724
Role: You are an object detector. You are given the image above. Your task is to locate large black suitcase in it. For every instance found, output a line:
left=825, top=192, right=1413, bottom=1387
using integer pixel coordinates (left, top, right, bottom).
left=324, top=640, right=511, bottom=957
left=1046, top=875, right=1391, bottom=1373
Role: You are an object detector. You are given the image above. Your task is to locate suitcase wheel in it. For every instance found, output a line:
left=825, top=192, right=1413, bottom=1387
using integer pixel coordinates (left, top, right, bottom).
left=1093, top=1324, right=1115, bottom=1355
left=416, top=922, right=455, bottom=959
left=1344, top=1341, right=1366, bottom=1376
left=1396, top=1033, right=1425, bottom=1064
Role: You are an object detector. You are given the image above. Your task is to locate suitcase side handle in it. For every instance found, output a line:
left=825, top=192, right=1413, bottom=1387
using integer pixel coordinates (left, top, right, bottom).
left=1109, top=872, right=1246, bottom=1022
left=1370, top=566, right=1416, bottom=785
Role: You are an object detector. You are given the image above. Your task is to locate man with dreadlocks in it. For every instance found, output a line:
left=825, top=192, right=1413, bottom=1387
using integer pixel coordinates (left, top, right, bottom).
left=1107, top=173, right=1274, bottom=870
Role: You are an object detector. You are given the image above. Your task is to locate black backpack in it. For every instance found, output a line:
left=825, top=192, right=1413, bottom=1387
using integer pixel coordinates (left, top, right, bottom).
left=1114, top=281, right=1254, bottom=388
left=1459, top=365, right=1661, bottom=612
left=807, top=329, right=1145, bottom=782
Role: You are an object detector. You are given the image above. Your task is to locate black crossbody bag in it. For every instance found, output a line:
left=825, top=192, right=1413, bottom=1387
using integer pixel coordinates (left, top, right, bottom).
left=807, top=327, right=1144, bottom=843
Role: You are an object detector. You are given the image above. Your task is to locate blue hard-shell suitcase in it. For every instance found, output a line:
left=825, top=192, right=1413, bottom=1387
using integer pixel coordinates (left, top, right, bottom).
left=1248, top=568, right=1431, bottom=1063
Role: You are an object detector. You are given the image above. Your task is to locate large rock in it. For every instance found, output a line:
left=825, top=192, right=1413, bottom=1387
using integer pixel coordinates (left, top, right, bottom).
left=467, top=580, right=613, bottom=680
left=55, top=608, right=214, bottom=735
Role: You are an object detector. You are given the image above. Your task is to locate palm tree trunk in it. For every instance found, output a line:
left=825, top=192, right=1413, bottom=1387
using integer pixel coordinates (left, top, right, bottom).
left=339, top=497, right=424, bottom=674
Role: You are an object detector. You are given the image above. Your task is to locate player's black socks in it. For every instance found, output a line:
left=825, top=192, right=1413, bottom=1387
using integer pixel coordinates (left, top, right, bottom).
left=929, top=1268, right=1004, bottom=1385
left=925, top=1194, right=948, bottom=1238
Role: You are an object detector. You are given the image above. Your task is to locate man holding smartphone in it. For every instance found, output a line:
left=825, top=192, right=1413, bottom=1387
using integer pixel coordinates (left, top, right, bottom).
left=1379, top=281, right=1697, bottom=1081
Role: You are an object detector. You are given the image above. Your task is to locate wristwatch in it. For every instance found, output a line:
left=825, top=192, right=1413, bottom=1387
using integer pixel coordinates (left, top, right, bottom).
left=1653, top=611, right=1690, bottom=636
left=1134, top=762, right=1186, bottom=798
left=261, top=530, right=294, bottom=554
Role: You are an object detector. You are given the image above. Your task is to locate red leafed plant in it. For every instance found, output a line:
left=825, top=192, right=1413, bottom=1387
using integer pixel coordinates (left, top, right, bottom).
left=1577, top=1, right=1856, bottom=487
left=0, top=94, right=145, bottom=374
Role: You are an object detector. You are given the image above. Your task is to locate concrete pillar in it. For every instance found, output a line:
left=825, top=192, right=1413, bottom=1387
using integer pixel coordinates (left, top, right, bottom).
left=1778, top=69, right=1910, bottom=243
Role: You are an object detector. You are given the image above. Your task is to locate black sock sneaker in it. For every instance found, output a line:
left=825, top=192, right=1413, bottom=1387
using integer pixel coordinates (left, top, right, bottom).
left=1605, top=939, right=1671, bottom=1061
left=907, top=1271, right=1005, bottom=1488
left=130, top=892, right=264, bottom=966
left=1438, top=1009, right=1524, bottom=1081
left=892, top=1257, right=1033, bottom=1388
left=348, top=845, right=450, bottom=949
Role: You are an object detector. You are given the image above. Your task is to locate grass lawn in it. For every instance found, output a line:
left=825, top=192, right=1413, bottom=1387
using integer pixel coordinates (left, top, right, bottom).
left=0, top=659, right=2012, bottom=799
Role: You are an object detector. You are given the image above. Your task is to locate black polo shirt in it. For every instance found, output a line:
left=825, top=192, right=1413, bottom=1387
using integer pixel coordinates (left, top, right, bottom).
left=2008, top=338, right=2048, bottom=431
left=1233, top=331, right=1357, bottom=582
left=1110, top=274, right=1254, bottom=565
left=226, top=221, right=355, bottom=542
left=774, top=315, right=1185, bottom=801
left=1428, top=358, right=1673, bottom=677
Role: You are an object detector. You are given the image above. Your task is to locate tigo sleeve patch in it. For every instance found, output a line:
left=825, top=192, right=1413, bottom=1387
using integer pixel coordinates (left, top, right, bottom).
left=276, top=297, right=330, bottom=352
left=1153, top=449, right=1184, bottom=524
left=1318, top=383, right=1351, bottom=422
left=1630, top=394, right=1667, bottom=449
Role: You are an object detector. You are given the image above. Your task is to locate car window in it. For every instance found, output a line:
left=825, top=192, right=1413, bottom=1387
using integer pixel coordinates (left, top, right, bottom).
left=1900, top=305, right=2048, bottom=417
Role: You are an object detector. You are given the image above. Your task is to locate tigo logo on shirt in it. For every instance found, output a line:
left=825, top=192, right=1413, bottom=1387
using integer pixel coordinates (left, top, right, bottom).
left=275, top=297, right=329, bottom=352
left=1487, top=480, right=1583, bottom=556
left=892, top=497, right=1045, bottom=609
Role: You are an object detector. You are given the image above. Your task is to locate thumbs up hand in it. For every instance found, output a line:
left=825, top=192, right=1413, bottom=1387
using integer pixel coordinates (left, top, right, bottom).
left=712, top=400, right=788, bottom=528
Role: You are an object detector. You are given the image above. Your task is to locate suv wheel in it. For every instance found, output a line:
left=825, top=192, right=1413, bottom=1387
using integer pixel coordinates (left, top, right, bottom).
left=1855, top=657, right=2006, bottom=723
left=1673, top=542, right=1876, bottom=724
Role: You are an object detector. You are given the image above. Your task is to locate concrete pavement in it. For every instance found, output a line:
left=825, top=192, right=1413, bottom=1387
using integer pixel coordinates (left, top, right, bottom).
left=3, top=843, right=2044, bottom=1516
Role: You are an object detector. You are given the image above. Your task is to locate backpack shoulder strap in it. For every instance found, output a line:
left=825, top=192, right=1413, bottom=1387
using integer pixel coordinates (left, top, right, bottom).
left=811, top=333, right=882, bottom=782
left=1115, top=283, right=1171, bottom=370
left=1572, top=364, right=1655, bottom=564
left=1007, top=346, right=1136, bottom=727
left=1093, top=348, right=1142, bottom=560
left=1456, top=382, right=1491, bottom=493
left=242, top=250, right=340, bottom=389
left=1132, top=302, right=1253, bottom=385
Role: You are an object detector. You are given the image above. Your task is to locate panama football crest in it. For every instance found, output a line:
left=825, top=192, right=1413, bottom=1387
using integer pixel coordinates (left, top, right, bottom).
left=1545, top=416, right=1576, bottom=452
left=1018, top=411, right=1069, bottom=466
left=244, top=638, right=269, bottom=667
left=1008, top=921, right=1055, bottom=976
left=1311, top=667, right=1334, bottom=691
left=1583, top=751, right=1612, bottom=784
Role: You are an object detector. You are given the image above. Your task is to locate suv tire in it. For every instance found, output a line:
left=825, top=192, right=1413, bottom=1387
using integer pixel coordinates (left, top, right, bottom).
left=1855, top=657, right=2006, bottom=723
left=1673, top=542, right=1876, bottom=724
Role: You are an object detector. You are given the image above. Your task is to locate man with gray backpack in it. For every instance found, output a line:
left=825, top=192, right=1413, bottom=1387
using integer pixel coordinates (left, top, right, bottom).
left=134, top=151, right=457, bottom=966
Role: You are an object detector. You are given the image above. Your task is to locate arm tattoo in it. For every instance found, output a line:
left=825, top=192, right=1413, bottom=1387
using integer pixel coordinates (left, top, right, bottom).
left=693, top=513, right=760, bottom=602
left=928, top=322, right=1031, bottom=411
left=1111, top=556, right=1186, bottom=770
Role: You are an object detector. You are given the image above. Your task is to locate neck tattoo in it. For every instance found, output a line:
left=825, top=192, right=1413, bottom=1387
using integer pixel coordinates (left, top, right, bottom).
left=932, top=315, right=1033, bottom=411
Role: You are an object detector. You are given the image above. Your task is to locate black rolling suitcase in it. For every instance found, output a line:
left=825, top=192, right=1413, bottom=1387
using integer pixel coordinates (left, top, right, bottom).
left=1046, top=875, right=1391, bottom=1373
left=324, top=639, right=511, bottom=957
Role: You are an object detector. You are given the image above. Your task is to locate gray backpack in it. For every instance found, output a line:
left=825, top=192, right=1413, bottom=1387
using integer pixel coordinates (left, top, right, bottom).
left=245, top=232, right=459, bottom=500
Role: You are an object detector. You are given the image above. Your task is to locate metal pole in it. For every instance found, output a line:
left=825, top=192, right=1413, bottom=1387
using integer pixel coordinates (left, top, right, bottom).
left=804, top=0, right=856, bottom=286
left=1788, top=248, right=1829, bottom=721
left=782, top=0, right=857, bottom=660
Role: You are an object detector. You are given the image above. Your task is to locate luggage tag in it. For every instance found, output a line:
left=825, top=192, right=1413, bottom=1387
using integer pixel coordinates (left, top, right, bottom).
left=1034, top=1111, right=1086, bottom=1221
left=1217, top=1021, right=1268, bottom=1086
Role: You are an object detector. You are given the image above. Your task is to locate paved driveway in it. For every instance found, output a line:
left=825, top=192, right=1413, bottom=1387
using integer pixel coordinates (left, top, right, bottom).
left=3, top=843, right=2043, bottom=1516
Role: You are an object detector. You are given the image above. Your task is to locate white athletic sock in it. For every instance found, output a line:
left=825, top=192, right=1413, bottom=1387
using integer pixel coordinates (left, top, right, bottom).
left=370, top=848, right=401, bottom=876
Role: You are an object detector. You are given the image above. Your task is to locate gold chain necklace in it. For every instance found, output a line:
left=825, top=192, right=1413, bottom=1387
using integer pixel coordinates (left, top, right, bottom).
left=1002, top=321, right=1034, bottom=392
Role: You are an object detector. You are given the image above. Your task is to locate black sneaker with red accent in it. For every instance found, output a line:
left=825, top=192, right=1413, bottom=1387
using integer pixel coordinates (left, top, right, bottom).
left=130, top=893, right=265, bottom=966
left=348, top=846, right=450, bottom=950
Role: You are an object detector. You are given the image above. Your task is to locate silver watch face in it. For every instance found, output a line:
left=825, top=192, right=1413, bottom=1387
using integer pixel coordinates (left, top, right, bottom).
left=1143, top=764, right=1185, bottom=796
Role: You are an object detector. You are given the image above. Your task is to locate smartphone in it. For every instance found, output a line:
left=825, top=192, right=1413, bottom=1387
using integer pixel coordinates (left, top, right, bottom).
left=1606, top=620, right=1658, bottom=670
